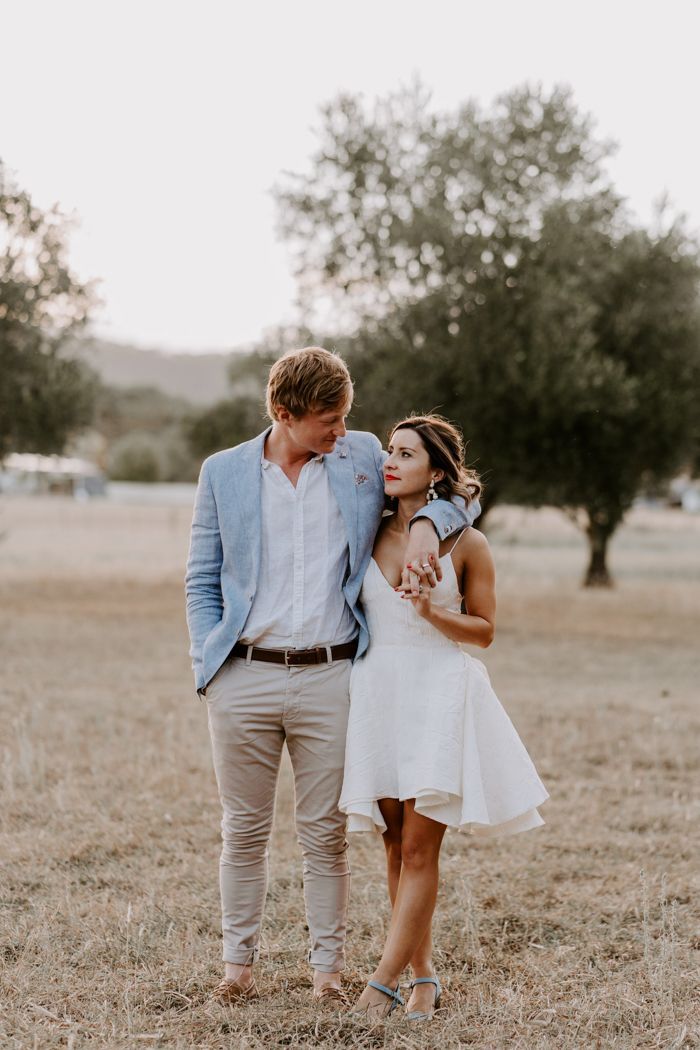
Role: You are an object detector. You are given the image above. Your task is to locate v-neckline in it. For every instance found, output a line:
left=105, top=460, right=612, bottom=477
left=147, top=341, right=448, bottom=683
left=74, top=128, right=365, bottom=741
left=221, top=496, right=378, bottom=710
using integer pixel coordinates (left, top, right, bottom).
left=370, top=555, right=456, bottom=592
left=370, top=556, right=401, bottom=591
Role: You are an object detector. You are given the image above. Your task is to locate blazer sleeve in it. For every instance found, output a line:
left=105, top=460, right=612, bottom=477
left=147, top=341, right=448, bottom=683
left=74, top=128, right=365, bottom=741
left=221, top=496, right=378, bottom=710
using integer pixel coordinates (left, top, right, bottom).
left=185, top=458, right=224, bottom=681
left=410, top=494, right=482, bottom=538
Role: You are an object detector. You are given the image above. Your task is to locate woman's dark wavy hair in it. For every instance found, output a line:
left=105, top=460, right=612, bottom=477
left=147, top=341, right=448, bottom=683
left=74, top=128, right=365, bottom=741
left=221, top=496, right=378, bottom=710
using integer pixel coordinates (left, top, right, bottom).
left=389, top=413, right=482, bottom=504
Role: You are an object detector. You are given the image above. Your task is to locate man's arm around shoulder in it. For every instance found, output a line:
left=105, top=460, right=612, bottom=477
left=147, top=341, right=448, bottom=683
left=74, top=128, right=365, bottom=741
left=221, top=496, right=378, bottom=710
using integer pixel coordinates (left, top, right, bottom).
left=412, top=493, right=481, bottom=539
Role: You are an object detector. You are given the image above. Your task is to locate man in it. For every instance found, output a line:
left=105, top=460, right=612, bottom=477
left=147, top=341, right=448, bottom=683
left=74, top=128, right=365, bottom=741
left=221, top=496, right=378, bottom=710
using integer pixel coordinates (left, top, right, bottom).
left=185, top=346, right=479, bottom=1004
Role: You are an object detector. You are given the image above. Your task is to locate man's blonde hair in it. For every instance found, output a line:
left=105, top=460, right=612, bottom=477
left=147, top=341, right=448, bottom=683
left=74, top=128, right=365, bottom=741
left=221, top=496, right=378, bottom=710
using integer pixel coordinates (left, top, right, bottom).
left=266, top=346, right=353, bottom=421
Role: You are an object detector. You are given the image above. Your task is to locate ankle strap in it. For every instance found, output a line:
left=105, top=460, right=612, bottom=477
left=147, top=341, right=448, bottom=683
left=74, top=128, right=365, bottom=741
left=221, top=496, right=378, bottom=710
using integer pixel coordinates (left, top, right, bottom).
left=367, top=980, right=405, bottom=1005
left=409, top=976, right=441, bottom=991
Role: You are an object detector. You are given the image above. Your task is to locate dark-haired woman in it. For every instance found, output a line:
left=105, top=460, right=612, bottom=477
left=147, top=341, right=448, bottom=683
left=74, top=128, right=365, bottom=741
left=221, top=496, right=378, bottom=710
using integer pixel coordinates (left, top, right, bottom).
left=339, top=415, right=548, bottom=1021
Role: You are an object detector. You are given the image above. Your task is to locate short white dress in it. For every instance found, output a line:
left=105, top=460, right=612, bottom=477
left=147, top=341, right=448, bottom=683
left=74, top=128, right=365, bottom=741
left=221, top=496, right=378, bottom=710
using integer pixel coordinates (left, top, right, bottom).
left=339, top=540, right=549, bottom=836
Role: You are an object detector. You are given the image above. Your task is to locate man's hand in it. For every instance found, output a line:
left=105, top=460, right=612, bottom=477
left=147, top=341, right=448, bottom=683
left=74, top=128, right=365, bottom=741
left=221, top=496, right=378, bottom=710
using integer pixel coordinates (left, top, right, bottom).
left=401, top=519, right=442, bottom=597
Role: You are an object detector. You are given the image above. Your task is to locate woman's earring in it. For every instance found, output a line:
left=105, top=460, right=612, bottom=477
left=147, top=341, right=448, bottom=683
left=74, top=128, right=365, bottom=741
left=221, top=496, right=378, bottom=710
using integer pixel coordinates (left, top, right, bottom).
left=427, top=478, right=438, bottom=501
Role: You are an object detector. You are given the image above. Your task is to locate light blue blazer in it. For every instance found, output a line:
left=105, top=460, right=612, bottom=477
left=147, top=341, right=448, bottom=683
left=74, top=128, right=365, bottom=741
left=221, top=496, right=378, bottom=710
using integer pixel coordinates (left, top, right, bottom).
left=185, top=428, right=480, bottom=691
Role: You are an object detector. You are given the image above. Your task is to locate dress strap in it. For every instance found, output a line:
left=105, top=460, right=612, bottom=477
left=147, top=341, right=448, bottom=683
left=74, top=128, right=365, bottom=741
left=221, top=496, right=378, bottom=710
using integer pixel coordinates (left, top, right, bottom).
left=446, top=527, right=469, bottom=555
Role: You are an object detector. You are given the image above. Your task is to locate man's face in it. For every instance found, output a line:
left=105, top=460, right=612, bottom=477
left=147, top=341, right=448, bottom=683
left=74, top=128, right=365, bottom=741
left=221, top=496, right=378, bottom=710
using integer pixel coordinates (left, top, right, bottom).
left=281, top=402, right=351, bottom=456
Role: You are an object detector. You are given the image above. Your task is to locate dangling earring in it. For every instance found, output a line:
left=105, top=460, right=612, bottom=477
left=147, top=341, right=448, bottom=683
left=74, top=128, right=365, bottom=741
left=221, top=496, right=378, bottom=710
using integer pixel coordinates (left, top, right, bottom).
left=427, top=478, right=438, bottom=501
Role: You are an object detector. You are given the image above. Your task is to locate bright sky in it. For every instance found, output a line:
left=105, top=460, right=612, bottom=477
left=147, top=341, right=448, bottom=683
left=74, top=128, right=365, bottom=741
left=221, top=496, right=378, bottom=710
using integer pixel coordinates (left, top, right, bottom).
left=2, top=0, right=698, bottom=352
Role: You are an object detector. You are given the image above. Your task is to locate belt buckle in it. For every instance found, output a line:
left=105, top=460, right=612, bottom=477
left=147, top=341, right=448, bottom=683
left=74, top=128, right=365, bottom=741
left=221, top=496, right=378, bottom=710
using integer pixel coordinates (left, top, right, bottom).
left=284, top=647, right=321, bottom=666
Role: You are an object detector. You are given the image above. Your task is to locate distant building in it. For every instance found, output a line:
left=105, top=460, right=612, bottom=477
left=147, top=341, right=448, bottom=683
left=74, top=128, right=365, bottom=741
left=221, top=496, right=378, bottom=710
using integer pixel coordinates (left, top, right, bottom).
left=0, top=453, right=106, bottom=498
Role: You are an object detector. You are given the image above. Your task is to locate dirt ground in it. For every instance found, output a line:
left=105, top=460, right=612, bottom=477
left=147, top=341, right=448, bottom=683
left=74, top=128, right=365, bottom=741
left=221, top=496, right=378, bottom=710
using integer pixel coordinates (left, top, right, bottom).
left=1, top=496, right=699, bottom=1049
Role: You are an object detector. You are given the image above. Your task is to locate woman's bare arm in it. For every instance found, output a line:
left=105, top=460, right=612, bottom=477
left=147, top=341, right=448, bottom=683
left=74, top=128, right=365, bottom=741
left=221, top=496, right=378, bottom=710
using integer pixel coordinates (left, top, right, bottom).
left=409, top=528, right=496, bottom=647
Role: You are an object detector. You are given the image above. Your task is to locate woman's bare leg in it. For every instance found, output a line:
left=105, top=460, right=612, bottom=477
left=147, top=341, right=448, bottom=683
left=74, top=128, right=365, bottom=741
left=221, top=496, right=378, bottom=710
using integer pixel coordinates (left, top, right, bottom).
left=354, top=800, right=446, bottom=1018
left=379, top=798, right=403, bottom=906
left=379, top=798, right=435, bottom=984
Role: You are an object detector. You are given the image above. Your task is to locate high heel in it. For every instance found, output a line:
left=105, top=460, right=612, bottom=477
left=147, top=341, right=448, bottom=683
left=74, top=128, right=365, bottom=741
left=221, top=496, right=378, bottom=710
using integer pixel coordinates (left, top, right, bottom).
left=406, top=975, right=441, bottom=1021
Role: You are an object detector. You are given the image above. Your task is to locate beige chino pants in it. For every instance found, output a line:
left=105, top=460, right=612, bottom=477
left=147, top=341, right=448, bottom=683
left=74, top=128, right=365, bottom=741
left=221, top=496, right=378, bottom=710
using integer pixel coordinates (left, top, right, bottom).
left=205, top=655, right=352, bottom=972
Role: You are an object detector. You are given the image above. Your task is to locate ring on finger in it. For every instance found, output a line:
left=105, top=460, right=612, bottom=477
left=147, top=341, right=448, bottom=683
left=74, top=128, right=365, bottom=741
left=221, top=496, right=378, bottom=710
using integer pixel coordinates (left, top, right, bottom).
left=421, top=562, right=431, bottom=571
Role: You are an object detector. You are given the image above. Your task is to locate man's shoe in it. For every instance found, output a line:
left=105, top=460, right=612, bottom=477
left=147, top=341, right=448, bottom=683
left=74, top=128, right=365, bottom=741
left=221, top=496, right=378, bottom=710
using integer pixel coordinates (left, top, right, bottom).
left=211, top=976, right=260, bottom=1004
left=313, top=983, right=350, bottom=1007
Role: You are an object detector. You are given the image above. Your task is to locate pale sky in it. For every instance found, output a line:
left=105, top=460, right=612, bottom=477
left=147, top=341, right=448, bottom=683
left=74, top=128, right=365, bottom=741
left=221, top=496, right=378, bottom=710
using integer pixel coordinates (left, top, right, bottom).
left=2, top=0, right=699, bottom=352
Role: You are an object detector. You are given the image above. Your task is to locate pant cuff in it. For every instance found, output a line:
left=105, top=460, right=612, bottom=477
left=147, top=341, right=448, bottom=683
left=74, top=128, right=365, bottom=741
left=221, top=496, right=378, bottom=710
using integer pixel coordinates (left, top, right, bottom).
left=308, top=949, right=345, bottom=973
left=223, top=944, right=260, bottom=965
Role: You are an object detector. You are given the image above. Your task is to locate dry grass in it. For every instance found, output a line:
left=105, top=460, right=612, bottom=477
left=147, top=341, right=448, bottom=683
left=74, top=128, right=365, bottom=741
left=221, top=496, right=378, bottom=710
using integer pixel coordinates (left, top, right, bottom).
left=1, top=497, right=699, bottom=1049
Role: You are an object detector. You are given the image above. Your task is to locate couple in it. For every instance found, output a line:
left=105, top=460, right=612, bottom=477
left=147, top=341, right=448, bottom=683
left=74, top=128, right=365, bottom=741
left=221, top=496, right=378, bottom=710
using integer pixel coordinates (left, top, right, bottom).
left=185, top=346, right=547, bottom=1022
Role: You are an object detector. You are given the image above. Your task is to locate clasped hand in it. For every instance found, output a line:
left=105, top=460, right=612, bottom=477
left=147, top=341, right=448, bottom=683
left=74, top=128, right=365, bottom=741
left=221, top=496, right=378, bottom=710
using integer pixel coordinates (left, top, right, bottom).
left=396, top=521, right=443, bottom=617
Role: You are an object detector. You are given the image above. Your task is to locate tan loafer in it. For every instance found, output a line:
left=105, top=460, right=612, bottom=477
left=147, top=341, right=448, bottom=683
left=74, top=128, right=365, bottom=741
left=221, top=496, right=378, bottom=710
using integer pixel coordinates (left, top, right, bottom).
left=211, top=976, right=260, bottom=1004
left=314, top=983, right=350, bottom=1007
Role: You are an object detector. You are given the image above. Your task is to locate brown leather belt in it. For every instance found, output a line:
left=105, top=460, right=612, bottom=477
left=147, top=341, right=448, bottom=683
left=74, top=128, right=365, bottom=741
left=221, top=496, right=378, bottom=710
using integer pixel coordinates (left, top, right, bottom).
left=231, top=639, right=358, bottom=667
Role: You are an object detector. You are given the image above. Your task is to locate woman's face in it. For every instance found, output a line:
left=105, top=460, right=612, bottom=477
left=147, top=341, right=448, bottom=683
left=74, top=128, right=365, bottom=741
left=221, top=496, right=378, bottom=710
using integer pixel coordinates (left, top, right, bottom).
left=384, top=427, right=442, bottom=499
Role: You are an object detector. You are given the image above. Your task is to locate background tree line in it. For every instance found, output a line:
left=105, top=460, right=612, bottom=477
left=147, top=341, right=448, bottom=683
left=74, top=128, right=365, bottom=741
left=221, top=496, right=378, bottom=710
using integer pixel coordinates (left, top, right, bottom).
left=2, top=83, right=700, bottom=584
left=0, top=161, right=96, bottom=459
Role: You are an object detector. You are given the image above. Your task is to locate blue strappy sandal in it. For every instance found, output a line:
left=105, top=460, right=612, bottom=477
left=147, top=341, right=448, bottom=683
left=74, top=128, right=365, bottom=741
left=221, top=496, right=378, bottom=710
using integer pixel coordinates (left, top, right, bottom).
left=406, top=975, right=442, bottom=1021
left=353, top=980, right=405, bottom=1018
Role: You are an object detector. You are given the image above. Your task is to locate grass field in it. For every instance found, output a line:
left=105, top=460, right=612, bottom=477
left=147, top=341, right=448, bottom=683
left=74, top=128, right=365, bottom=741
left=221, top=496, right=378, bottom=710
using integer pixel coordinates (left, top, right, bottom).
left=1, top=496, right=699, bottom=1049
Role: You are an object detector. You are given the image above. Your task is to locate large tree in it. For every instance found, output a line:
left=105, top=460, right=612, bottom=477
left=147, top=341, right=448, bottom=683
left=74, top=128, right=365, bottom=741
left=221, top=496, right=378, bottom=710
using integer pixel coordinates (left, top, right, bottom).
left=0, top=161, right=96, bottom=459
left=276, top=84, right=700, bottom=584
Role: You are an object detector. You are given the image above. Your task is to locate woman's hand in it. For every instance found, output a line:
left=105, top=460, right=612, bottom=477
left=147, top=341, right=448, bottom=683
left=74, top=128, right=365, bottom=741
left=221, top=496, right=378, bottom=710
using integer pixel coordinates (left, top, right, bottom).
left=398, top=560, right=434, bottom=620
left=403, top=520, right=442, bottom=595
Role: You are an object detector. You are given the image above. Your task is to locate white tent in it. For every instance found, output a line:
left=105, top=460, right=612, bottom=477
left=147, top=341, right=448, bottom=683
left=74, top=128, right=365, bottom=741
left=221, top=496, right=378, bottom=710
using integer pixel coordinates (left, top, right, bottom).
left=0, top=453, right=106, bottom=497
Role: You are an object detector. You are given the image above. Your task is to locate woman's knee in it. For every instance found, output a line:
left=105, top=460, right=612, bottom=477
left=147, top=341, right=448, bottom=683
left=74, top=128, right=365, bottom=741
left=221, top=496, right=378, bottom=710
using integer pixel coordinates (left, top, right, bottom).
left=383, top=831, right=402, bottom=863
left=400, top=833, right=440, bottom=870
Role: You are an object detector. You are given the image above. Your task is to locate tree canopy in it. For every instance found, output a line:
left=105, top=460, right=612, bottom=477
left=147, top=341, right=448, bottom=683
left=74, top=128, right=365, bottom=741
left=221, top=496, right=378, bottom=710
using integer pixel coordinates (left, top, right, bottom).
left=0, top=161, right=96, bottom=459
left=276, top=84, right=700, bottom=584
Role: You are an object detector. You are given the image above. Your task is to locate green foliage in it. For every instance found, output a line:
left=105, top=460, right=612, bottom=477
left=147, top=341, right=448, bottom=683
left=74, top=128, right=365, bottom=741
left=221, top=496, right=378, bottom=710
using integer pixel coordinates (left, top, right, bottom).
left=179, top=348, right=278, bottom=462
left=227, top=348, right=276, bottom=395
left=276, top=83, right=700, bottom=584
left=0, top=160, right=97, bottom=458
left=93, top=383, right=191, bottom=439
left=277, top=83, right=610, bottom=325
left=93, top=384, right=201, bottom=482
left=107, top=433, right=161, bottom=482
left=185, top=395, right=267, bottom=460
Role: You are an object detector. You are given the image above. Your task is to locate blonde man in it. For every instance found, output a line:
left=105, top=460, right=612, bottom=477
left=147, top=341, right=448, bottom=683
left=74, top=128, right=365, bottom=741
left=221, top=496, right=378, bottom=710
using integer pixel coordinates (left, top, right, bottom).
left=185, top=347, right=479, bottom=1004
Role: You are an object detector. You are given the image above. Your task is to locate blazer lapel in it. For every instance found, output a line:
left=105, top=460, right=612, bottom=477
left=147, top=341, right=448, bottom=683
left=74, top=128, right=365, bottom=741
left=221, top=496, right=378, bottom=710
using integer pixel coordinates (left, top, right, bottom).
left=325, top=439, right=358, bottom=570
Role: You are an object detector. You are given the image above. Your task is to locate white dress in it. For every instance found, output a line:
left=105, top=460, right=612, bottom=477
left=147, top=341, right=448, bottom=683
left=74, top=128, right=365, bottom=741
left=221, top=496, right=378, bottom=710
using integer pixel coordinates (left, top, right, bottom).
left=339, top=546, right=549, bottom=836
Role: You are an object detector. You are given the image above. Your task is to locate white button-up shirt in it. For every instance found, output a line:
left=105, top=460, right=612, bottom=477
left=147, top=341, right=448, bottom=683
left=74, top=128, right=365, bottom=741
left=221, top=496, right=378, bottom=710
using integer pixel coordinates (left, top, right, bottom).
left=240, top=453, right=357, bottom=649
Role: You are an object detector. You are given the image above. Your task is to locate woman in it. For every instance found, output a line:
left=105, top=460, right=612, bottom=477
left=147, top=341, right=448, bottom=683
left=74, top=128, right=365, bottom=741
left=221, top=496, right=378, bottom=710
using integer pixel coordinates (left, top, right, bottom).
left=339, top=415, right=548, bottom=1021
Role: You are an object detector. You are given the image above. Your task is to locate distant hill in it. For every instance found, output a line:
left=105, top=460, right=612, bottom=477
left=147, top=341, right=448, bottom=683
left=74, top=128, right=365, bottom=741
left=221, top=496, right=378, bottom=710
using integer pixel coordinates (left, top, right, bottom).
left=71, top=337, right=237, bottom=405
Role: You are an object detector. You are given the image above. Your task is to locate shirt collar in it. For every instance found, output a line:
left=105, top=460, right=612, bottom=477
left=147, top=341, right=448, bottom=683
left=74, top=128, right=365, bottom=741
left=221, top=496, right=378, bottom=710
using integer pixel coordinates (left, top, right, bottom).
left=261, top=452, right=324, bottom=470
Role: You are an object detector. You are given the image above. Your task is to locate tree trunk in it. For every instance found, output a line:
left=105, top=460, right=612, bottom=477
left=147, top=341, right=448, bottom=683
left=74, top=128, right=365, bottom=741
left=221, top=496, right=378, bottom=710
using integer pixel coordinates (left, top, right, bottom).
left=472, top=487, right=500, bottom=533
left=584, top=514, right=615, bottom=587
